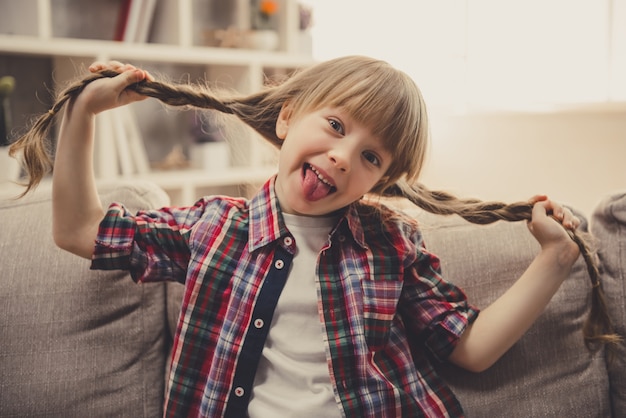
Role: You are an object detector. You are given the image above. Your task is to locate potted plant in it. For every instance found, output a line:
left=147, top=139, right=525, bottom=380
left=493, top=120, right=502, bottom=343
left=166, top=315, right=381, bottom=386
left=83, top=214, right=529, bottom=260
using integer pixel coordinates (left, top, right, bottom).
left=245, top=0, right=280, bottom=51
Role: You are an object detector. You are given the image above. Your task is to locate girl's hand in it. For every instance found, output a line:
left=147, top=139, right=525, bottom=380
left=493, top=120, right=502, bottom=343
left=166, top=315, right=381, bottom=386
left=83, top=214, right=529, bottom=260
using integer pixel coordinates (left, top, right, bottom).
left=451, top=195, right=582, bottom=372
left=76, top=61, right=153, bottom=115
left=527, top=195, right=580, bottom=265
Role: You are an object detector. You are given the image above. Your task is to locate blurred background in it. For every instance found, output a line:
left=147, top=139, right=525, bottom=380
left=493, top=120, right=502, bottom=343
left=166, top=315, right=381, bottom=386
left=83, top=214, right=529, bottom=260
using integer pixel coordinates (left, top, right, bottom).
left=0, top=0, right=624, bottom=216
left=307, top=0, right=626, bottom=216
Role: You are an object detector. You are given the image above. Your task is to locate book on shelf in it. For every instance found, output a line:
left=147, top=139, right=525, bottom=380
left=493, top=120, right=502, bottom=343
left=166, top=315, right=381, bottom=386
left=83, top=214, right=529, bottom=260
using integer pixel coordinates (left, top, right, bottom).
left=107, top=107, right=150, bottom=176
left=114, top=0, right=157, bottom=43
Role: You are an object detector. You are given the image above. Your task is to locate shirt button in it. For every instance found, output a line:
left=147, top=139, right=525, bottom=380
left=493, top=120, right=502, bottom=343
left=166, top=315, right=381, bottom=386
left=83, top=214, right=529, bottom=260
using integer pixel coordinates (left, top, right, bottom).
left=234, top=387, right=245, bottom=397
left=274, top=259, right=284, bottom=269
left=254, top=318, right=264, bottom=329
left=283, top=236, right=293, bottom=246
left=338, top=235, right=346, bottom=242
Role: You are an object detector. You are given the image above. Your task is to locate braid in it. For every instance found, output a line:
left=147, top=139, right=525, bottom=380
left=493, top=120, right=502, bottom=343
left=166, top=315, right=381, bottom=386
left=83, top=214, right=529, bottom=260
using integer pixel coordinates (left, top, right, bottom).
left=10, top=67, right=621, bottom=354
left=8, top=71, right=111, bottom=195
left=383, top=179, right=621, bottom=353
left=9, top=69, right=284, bottom=195
left=384, top=181, right=534, bottom=224
left=124, top=71, right=282, bottom=146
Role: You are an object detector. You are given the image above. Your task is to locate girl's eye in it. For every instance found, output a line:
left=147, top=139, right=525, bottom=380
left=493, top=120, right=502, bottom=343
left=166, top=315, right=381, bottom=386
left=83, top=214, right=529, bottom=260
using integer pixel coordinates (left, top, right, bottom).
left=363, top=151, right=380, bottom=167
left=328, top=119, right=344, bottom=135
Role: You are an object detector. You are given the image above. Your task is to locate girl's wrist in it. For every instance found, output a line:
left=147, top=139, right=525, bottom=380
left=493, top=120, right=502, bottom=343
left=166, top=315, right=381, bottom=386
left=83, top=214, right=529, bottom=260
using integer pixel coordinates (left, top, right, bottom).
left=68, top=92, right=99, bottom=119
left=539, top=239, right=580, bottom=271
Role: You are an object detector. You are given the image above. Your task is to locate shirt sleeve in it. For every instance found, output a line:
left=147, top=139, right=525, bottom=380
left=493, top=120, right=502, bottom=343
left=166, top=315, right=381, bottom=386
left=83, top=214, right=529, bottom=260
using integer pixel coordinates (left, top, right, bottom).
left=400, top=230, right=480, bottom=363
left=90, top=199, right=208, bottom=284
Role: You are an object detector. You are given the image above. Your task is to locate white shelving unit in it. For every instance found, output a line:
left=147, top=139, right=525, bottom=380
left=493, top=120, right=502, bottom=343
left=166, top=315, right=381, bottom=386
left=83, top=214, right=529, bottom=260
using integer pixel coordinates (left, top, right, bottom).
left=0, top=0, right=314, bottom=205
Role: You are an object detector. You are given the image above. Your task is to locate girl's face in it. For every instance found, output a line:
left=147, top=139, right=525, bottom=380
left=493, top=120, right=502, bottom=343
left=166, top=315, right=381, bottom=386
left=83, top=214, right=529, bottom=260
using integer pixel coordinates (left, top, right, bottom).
left=274, top=106, right=392, bottom=216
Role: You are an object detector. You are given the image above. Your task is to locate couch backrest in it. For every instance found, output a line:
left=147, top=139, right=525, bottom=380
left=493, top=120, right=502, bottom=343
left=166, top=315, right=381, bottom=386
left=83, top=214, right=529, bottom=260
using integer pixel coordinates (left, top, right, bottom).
left=0, top=181, right=172, bottom=418
left=408, top=206, right=614, bottom=417
left=5, top=180, right=621, bottom=417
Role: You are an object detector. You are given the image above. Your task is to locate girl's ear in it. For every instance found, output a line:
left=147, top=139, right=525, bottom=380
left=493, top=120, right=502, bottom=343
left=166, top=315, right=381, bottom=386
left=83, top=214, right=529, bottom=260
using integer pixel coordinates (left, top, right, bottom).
left=275, top=103, right=292, bottom=140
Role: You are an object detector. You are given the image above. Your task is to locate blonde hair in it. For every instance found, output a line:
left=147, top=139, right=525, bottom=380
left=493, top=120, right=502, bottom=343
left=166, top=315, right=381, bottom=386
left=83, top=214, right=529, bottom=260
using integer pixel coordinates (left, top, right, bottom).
left=8, top=55, right=620, bottom=351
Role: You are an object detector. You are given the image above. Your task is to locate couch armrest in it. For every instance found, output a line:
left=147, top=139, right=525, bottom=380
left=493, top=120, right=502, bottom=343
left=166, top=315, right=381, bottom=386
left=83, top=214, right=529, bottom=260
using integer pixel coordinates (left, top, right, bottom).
left=0, top=180, right=172, bottom=417
left=591, top=191, right=626, bottom=417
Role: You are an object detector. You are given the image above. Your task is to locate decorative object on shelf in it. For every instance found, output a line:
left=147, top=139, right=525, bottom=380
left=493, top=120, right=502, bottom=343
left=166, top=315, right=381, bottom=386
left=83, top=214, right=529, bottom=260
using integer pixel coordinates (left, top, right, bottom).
left=189, top=110, right=230, bottom=172
left=298, top=2, right=314, bottom=54
left=203, top=0, right=280, bottom=51
left=201, top=0, right=242, bottom=48
left=246, top=0, right=280, bottom=51
left=251, top=0, right=279, bottom=30
left=242, top=29, right=279, bottom=51
left=151, top=144, right=190, bottom=171
left=0, top=75, right=20, bottom=183
left=205, top=26, right=278, bottom=50
left=206, top=26, right=247, bottom=48
left=299, top=2, right=313, bottom=31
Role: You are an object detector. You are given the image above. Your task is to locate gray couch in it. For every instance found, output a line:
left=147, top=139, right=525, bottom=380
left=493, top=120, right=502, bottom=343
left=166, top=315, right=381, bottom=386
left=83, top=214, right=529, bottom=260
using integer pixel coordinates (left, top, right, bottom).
left=0, top=180, right=624, bottom=417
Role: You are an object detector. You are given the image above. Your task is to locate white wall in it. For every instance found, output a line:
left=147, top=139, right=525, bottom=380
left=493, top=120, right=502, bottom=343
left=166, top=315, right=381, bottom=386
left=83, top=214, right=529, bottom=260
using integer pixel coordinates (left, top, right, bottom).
left=307, top=0, right=626, bottom=218
left=420, top=107, right=626, bottom=218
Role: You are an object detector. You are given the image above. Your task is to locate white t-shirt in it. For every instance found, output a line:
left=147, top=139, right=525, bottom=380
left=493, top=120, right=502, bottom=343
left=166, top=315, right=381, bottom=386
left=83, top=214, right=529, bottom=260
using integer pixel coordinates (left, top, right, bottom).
left=248, top=212, right=342, bottom=418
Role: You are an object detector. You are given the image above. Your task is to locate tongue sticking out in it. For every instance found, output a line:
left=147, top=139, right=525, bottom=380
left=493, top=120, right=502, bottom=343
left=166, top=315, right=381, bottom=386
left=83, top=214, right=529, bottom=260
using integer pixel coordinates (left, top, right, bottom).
left=302, top=166, right=333, bottom=201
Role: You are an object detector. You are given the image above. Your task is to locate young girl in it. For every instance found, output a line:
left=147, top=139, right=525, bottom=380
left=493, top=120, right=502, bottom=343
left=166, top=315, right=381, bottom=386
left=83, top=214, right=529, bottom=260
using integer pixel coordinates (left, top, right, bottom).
left=9, top=56, right=617, bottom=417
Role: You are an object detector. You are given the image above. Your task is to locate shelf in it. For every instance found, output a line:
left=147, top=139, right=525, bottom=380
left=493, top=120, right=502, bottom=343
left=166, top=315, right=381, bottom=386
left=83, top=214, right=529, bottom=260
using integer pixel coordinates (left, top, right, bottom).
left=136, top=166, right=277, bottom=205
left=137, top=166, right=276, bottom=189
left=0, top=166, right=278, bottom=205
left=0, top=0, right=309, bottom=206
left=0, top=35, right=315, bottom=68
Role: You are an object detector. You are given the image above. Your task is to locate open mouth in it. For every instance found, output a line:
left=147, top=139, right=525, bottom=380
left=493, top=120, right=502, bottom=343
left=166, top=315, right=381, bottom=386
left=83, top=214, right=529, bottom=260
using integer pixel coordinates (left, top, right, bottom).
left=302, top=163, right=336, bottom=201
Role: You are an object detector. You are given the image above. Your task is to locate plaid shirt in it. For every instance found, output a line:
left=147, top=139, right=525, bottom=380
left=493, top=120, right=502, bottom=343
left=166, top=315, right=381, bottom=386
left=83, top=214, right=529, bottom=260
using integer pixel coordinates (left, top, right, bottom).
left=92, top=177, right=478, bottom=417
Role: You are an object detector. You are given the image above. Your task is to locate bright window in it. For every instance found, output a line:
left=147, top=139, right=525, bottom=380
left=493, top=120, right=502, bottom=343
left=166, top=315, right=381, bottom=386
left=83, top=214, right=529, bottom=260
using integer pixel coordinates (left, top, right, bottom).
left=309, top=0, right=624, bottom=108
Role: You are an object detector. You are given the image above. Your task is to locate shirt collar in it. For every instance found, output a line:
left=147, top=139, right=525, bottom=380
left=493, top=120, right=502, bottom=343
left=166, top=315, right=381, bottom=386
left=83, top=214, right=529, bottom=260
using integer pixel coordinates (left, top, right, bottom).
left=248, top=176, right=290, bottom=252
left=248, top=176, right=368, bottom=252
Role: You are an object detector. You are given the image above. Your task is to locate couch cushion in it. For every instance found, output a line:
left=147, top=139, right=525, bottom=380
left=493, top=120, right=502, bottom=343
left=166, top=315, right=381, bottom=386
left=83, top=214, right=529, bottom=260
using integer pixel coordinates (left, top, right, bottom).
left=591, top=191, right=626, bottom=417
left=0, top=180, right=171, bottom=417
left=407, top=207, right=611, bottom=417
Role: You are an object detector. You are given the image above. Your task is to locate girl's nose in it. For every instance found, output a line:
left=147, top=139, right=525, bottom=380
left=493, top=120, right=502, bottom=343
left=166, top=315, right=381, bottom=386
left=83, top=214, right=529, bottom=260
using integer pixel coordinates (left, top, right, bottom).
left=328, top=147, right=351, bottom=172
